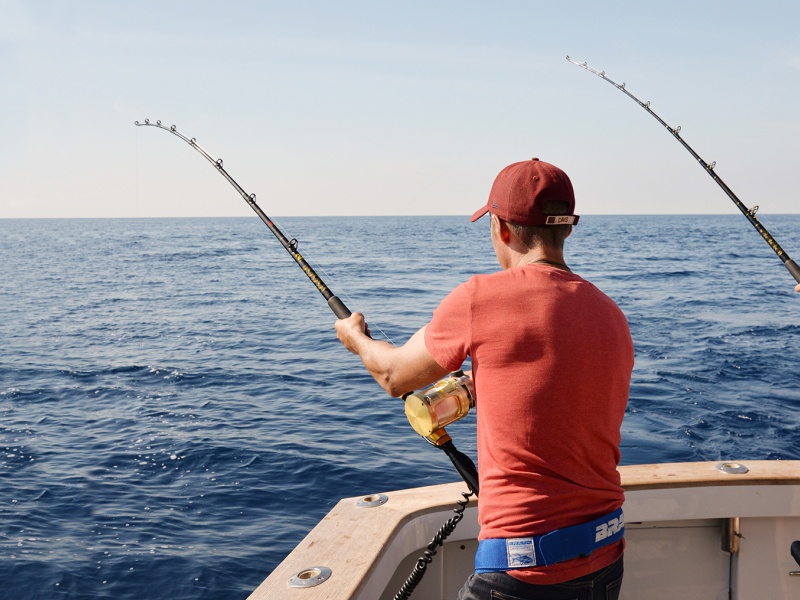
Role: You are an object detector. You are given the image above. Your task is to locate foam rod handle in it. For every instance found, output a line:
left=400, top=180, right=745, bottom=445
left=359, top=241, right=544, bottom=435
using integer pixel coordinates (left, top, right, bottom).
left=792, top=541, right=800, bottom=567
left=785, top=260, right=800, bottom=284
left=327, top=296, right=351, bottom=319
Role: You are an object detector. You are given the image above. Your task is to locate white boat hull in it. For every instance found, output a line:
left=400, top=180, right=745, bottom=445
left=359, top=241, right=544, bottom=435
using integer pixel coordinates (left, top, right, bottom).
left=249, top=461, right=800, bottom=599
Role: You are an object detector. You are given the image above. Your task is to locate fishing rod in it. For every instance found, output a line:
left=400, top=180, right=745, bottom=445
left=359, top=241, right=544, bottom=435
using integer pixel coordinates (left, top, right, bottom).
left=134, top=119, right=352, bottom=318
left=134, top=118, right=479, bottom=494
left=566, top=57, right=800, bottom=285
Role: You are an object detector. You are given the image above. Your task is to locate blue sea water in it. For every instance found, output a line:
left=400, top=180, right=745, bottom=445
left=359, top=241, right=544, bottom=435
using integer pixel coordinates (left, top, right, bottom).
left=1, top=214, right=799, bottom=599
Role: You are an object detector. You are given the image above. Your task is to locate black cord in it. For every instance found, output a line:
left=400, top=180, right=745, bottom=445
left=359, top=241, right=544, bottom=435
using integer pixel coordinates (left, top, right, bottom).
left=393, top=490, right=475, bottom=600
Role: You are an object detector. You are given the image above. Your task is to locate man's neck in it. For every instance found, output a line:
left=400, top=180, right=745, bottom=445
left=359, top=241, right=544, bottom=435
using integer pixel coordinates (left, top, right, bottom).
left=510, top=248, right=569, bottom=271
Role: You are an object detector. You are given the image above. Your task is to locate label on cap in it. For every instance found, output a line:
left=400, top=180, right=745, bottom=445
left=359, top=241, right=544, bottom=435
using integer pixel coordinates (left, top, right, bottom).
left=545, top=215, right=578, bottom=225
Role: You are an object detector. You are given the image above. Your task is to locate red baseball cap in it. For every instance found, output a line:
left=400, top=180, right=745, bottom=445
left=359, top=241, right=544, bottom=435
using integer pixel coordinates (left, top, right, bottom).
left=470, top=158, right=579, bottom=226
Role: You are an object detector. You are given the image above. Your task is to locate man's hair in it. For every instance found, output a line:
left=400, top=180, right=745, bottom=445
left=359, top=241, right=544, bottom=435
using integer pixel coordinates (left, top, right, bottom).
left=504, top=199, right=572, bottom=249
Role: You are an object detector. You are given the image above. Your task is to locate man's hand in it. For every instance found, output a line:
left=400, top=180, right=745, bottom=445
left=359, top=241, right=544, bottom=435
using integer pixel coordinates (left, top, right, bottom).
left=335, top=312, right=370, bottom=355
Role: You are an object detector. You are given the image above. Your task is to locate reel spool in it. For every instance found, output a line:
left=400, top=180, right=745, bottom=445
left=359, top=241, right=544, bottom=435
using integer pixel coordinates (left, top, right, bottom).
left=403, top=371, right=475, bottom=445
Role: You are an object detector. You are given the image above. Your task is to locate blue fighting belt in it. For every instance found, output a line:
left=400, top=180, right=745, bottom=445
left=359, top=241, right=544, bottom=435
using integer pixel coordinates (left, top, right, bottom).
left=475, top=509, right=624, bottom=572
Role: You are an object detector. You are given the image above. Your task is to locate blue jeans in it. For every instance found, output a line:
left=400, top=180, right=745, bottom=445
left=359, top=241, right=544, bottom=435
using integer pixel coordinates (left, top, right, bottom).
left=457, top=555, right=623, bottom=600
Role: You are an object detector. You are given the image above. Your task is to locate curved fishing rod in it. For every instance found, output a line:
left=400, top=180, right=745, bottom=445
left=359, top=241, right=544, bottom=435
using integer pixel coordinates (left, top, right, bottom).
left=134, top=119, right=479, bottom=495
left=134, top=119, right=352, bottom=318
left=566, top=57, right=800, bottom=284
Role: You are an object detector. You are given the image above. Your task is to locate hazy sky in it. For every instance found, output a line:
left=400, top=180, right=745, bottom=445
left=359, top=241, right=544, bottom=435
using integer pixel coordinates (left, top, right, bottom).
left=2, top=1, right=799, bottom=218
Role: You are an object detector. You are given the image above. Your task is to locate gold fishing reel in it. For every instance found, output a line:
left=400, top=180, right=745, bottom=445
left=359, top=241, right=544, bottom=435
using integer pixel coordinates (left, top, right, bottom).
left=403, top=371, right=475, bottom=446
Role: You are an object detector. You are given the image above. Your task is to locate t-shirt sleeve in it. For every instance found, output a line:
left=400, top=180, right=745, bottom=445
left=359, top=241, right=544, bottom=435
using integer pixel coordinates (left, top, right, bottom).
left=424, top=279, right=472, bottom=372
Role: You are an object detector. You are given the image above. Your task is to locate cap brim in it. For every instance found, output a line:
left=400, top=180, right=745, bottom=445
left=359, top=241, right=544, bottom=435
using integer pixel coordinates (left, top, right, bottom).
left=470, top=204, right=490, bottom=222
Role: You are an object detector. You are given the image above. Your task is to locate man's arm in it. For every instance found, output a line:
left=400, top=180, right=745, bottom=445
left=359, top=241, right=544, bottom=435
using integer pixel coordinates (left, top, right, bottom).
left=335, top=312, right=450, bottom=397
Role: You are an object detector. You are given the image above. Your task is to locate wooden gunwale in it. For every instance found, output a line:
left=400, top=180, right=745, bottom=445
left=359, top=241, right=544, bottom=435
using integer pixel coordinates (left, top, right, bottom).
left=620, top=460, right=800, bottom=491
left=247, top=460, right=800, bottom=599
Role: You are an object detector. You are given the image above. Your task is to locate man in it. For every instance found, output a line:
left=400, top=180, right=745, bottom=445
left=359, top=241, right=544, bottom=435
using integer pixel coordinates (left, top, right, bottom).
left=335, top=158, right=634, bottom=599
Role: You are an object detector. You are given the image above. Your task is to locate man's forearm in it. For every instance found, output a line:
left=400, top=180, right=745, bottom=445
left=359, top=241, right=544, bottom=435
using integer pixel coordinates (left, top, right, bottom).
left=336, top=315, right=450, bottom=397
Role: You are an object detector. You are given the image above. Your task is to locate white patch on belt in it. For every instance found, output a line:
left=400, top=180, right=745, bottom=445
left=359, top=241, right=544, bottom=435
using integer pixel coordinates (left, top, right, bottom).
left=505, top=537, right=537, bottom=568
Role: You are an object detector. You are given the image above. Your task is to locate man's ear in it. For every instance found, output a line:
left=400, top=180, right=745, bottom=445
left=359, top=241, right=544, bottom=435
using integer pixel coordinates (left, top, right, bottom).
left=496, top=217, right=512, bottom=245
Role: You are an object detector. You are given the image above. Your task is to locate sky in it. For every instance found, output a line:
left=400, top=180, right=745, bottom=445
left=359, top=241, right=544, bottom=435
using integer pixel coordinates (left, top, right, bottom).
left=1, top=1, right=799, bottom=218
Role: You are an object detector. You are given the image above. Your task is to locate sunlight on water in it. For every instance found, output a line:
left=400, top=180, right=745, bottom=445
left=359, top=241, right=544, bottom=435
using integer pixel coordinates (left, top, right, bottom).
left=0, top=215, right=799, bottom=599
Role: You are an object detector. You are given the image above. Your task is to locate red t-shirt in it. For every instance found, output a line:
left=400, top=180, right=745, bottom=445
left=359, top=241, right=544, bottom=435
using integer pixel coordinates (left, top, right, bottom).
left=424, top=263, right=633, bottom=584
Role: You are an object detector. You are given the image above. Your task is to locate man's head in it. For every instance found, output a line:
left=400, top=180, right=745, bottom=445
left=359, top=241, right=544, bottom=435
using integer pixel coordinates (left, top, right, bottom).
left=471, top=158, right=579, bottom=250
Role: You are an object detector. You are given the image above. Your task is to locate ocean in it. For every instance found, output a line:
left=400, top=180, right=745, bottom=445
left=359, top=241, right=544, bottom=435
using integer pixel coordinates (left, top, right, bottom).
left=1, top=214, right=799, bottom=599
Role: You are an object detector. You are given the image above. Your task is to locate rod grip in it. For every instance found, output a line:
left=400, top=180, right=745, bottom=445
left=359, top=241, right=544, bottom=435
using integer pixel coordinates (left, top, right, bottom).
left=327, top=295, right=351, bottom=319
left=785, top=260, right=800, bottom=284
left=440, top=440, right=479, bottom=496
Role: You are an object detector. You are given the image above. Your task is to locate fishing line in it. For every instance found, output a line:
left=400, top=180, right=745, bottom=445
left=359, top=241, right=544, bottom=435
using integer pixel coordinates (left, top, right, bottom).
left=133, top=118, right=476, bottom=478
left=134, top=119, right=357, bottom=318
left=135, top=120, right=482, bottom=599
left=135, top=119, right=480, bottom=599
left=567, top=56, right=800, bottom=285
left=135, top=125, right=140, bottom=218
left=296, top=253, right=397, bottom=345
left=135, top=120, right=396, bottom=343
